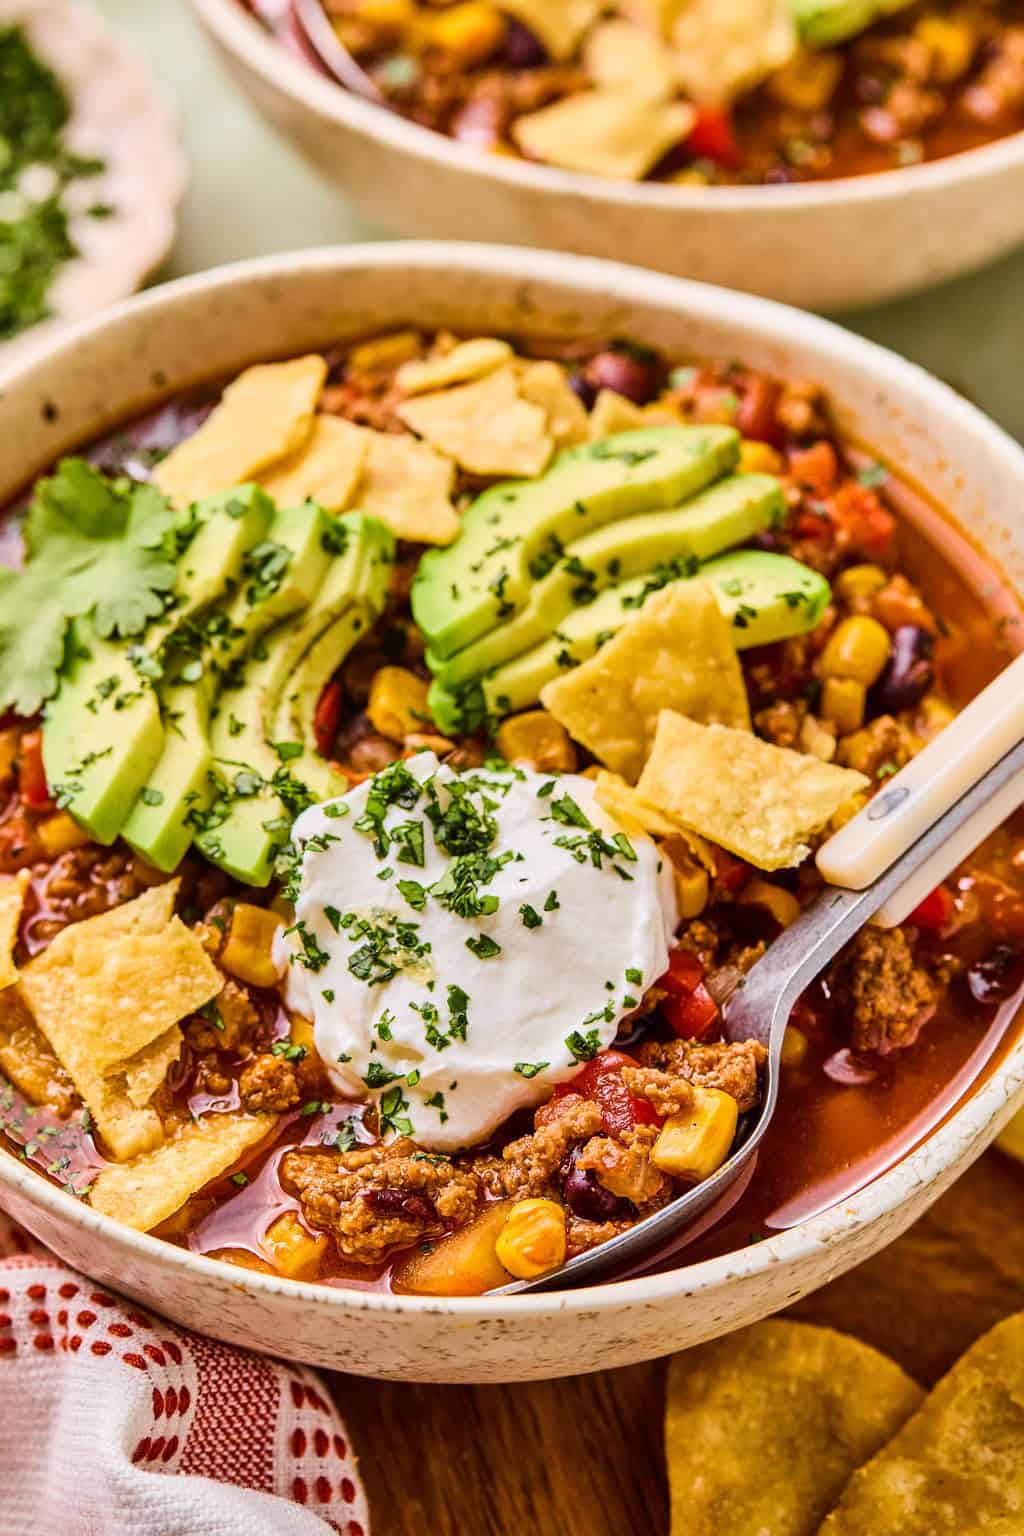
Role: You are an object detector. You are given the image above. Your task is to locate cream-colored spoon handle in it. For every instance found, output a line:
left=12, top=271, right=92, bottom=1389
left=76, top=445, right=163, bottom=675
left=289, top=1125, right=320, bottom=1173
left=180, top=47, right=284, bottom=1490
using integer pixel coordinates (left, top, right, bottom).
left=817, top=652, right=1024, bottom=892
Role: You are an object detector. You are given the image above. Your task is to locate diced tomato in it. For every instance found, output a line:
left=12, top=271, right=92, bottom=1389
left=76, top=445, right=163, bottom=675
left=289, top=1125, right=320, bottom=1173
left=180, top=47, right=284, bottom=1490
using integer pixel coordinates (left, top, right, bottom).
left=713, top=847, right=751, bottom=896
left=908, top=884, right=954, bottom=932
left=658, top=949, right=720, bottom=1040
left=789, top=441, right=838, bottom=497
left=830, top=481, right=896, bottom=562
left=18, top=730, right=52, bottom=810
left=312, top=679, right=343, bottom=758
left=793, top=510, right=833, bottom=541
left=686, top=107, right=741, bottom=170
left=553, top=1049, right=660, bottom=1135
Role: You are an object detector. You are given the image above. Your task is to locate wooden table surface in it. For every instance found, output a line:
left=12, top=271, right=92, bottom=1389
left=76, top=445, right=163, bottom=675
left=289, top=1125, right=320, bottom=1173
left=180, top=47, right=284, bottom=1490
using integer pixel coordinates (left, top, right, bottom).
left=332, top=1148, right=1024, bottom=1536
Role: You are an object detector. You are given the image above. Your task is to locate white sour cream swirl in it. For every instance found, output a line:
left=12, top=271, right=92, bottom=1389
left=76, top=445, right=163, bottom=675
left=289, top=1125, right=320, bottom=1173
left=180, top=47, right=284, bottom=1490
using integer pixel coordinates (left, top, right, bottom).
left=277, top=754, right=677, bottom=1151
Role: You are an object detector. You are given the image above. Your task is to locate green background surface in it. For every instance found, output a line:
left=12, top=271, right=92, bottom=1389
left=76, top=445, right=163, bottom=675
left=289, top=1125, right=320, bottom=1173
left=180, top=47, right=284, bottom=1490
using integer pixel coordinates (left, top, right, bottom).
left=100, top=0, right=1023, bottom=441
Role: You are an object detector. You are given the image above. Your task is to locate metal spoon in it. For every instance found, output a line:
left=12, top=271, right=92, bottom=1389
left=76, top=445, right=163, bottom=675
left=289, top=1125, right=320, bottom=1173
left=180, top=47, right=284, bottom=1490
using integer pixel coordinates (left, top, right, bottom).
left=494, top=651, right=1024, bottom=1294
left=291, top=0, right=388, bottom=105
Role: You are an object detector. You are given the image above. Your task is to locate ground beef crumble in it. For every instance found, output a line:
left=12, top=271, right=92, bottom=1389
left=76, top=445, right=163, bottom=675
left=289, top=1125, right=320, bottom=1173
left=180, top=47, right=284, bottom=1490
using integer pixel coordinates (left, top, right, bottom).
left=470, top=1095, right=604, bottom=1200
left=636, top=1039, right=767, bottom=1113
left=280, top=1139, right=480, bottom=1263
left=576, top=1124, right=667, bottom=1204
left=830, top=926, right=937, bottom=1055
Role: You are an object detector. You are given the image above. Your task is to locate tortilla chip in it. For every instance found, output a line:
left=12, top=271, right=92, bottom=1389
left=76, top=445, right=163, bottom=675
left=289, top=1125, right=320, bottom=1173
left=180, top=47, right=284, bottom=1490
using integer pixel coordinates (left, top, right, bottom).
left=499, top=0, right=603, bottom=58
left=594, top=770, right=717, bottom=872
left=541, top=583, right=751, bottom=783
left=0, top=869, right=29, bottom=990
left=637, top=710, right=869, bottom=869
left=259, top=414, right=367, bottom=513
left=356, top=429, right=459, bottom=545
left=397, top=338, right=512, bottom=396
left=154, top=355, right=326, bottom=506
left=666, top=1321, right=923, bottom=1536
left=512, top=90, right=695, bottom=181
left=0, top=987, right=73, bottom=1111
left=819, top=1313, right=1024, bottom=1535
left=517, top=361, right=589, bottom=450
left=584, top=18, right=679, bottom=99
left=397, top=367, right=553, bottom=479
left=671, top=0, right=797, bottom=105
left=589, top=389, right=648, bottom=441
left=89, top=1111, right=278, bottom=1232
left=121, top=1027, right=182, bottom=1109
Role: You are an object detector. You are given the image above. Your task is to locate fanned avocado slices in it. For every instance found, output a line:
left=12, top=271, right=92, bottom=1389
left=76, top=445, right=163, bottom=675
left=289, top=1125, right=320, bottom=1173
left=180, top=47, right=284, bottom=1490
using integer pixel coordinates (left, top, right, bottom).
left=429, top=550, right=831, bottom=733
left=412, top=425, right=741, bottom=660
left=791, top=0, right=915, bottom=46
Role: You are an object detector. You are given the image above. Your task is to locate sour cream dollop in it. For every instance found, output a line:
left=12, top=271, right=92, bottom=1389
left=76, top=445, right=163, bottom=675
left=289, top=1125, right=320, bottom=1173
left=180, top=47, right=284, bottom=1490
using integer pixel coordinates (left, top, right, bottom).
left=276, top=754, right=677, bottom=1152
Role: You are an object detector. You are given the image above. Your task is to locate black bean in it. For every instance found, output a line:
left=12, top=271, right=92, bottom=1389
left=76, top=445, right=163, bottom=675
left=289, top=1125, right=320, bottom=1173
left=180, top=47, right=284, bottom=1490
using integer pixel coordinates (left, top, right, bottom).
left=562, top=1148, right=630, bottom=1222
left=966, top=944, right=1024, bottom=1006
left=586, top=349, right=661, bottom=405
left=567, top=371, right=598, bottom=410
left=502, top=18, right=547, bottom=68
left=870, top=624, right=934, bottom=714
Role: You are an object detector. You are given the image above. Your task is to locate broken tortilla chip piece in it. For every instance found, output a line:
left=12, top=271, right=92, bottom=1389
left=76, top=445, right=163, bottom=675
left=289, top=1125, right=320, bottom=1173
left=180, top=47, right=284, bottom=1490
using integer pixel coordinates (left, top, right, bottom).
left=397, top=338, right=512, bottom=397
left=671, top=0, right=798, bottom=105
left=541, top=583, right=751, bottom=784
left=665, top=1321, right=923, bottom=1536
left=121, top=1026, right=183, bottom=1110
left=499, top=0, right=603, bottom=59
left=818, top=1312, right=1024, bottom=1535
left=154, top=355, right=326, bottom=506
left=356, top=428, right=460, bottom=545
left=0, top=987, right=74, bottom=1113
left=589, top=389, right=648, bottom=441
left=0, top=869, right=29, bottom=989
left=594, top=771, right=716, bottom=870
left=90, top=1111, right=278, bottom=1232
left=397, top=367, right=554, bottom=480
left=584, top=18, right=680, bottom=100
left=637, top=710, right=869, bottom=869
left=259, top=414, right=368, bottom=513
left=512, top=90, right=695, bottom=181
left=516, top=361, right=589, bottom=450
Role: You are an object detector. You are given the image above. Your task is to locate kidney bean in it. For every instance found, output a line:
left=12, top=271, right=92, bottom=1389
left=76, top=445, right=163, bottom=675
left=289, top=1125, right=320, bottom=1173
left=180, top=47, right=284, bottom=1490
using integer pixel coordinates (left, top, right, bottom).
left=562, top=1148, right=630, bottom=1222
left=966, top=944, right=1024, bottom=1006
left=502, top=18, right=547, bottom=68
left=585, top=349, right=661, bottom=405
left=362, top=1189, right=436, bottom=1223
left=869, top=624, right=934, bottom=714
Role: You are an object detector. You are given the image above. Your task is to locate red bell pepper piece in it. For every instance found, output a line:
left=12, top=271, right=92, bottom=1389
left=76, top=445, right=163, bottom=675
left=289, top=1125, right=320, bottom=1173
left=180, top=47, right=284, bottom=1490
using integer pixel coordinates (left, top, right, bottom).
left=686, top=107, right=741, bottom=170
left=658, top=948, right=720, bottom=1040
left=830, top=481, right=896, bottom=562
left=789, top=441, right=839, bottom=497
left=908, top=884, right=955, bottom=931
left=554, top=1049, right=660, bottom=1135
left=312, top=679, right=343, bottom=759
left=18, top=730, right=52, bottom=809
left=713, top=847, right=751, bottom=896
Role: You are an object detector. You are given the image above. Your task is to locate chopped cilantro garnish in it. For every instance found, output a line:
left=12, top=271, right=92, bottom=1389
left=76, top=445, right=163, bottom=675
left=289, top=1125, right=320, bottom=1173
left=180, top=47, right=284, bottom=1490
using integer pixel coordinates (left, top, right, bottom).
left=519, top=903, right=542, bottom=929
left=229, top=1172, right=249, bottom=1187
left=466, top=933, right=501, bottom=959
left=363, top=1061, right=400, bottom=1089
left=625, top=967, right=642, bottom=985
left=378, top=1085, right=414, bottom=1137
left=565, top=1028, right=603, bottom=1062
left=544, top=890, right=560, bottom=912
left=270, top=1039, right=307, bottom=1062
left=324, top=1117, right=359, bottom=1152
left=284, top=919, right=330, bottom=973
left=397, top=879, right=428, bottom=911
left=272, top=740, right=303, bottom=762
left=514, top=1061, right=549, bottom=1078
left=139, top=786, right=164, bottom=806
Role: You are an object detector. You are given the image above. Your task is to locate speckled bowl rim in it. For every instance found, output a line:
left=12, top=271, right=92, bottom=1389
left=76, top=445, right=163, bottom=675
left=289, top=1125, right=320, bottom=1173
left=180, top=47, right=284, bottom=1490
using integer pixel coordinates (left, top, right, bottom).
left=193, top=0, right=1024, bottom=215
left=1, top=241, right=1024, bottom=1320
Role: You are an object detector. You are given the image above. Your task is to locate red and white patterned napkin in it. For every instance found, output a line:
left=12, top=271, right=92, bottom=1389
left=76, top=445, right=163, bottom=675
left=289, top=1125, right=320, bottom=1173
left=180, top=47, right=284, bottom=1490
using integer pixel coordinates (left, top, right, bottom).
left=0, top=1213, right=369, bottom=1536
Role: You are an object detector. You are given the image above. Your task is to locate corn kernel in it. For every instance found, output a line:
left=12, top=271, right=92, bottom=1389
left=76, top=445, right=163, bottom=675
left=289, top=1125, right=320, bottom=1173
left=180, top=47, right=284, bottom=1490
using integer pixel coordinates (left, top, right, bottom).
left=780, top=1026, right=809, bottom=1068
left=819, top=615, right=891, bottom=686
left=835, top=563, right=888, bottom=603
left=495, top=710, right=577, bottom=773
left=367, top=666, right=432, bottom=741
left=36, top=810, right=91, bottom=857
left=0, top=727, right=19, bottom=784
left=828, top=788, right=869, bottom=832
left=220, top=903, right=284, bottom=989
left=661, top=839, right=710, bottom=919
left=263, top=1212, right=329, bottom=1281
left=737, top=877, right=800, bottom=929
left=915, top=696, right=956, bottom=742
left=769, top=48, right=843, bottom=111
left=358, top=0, right=414, bottom=28
left=426, top=2, right=504, bottom=65
left=915, top=15, right=976, bottom=82
left=651, top=1088, right=738, bottom=1182
left=739, top=440, right=784, bottom=475
left=289, top=1014, right=317, bottom=1058
left=494, top=1198, right=567, bottom=1280
left=821, top=676, right=866, bottom=735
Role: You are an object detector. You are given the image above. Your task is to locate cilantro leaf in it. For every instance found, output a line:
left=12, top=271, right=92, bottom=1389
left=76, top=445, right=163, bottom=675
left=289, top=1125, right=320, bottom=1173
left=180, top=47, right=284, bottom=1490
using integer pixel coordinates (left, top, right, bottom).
left=0, top=460, right=184, bottom=714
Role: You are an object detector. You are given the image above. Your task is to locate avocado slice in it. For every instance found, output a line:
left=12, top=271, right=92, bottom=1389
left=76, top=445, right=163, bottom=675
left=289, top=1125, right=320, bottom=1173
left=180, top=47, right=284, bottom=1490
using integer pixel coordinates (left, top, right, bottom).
left=429, top=551, right=830, bottom=730
left=412, top=425, right=740, bottom=660
left=43, top=618, right=164, bottom=845
left=791, top=0, right=914, bottom=47
left=429, top=472, right=785, bottom=692
left=122, top=498, right=338, bottom=872
left=196, top=513, right=394, bottom=886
